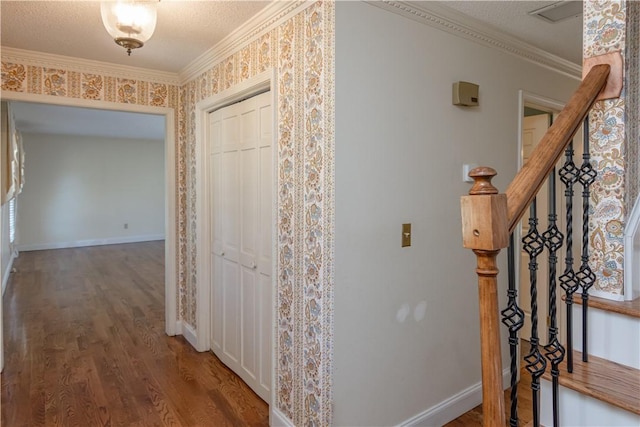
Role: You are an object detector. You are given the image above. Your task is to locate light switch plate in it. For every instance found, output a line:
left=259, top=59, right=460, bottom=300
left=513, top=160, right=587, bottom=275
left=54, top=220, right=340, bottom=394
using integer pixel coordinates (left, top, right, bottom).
left=402, top=223, right=411, bottom=247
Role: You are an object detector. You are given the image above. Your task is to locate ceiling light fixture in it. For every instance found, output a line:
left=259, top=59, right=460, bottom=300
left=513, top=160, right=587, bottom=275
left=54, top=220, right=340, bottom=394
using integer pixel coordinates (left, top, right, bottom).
left=528, top=1, right=583, bottom=23
left=101, top=1, right=158, bottom=56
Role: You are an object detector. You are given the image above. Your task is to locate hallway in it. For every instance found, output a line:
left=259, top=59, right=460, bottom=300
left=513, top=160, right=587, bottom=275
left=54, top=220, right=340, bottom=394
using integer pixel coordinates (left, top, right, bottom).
left=1, top=242, right=268, bottom=426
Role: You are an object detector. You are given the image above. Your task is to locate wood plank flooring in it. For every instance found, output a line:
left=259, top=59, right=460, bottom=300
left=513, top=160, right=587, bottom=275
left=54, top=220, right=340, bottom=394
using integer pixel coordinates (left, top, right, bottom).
left=445, top=343, right=534, bottom=427
left=1, top=242, right=269, bottom=427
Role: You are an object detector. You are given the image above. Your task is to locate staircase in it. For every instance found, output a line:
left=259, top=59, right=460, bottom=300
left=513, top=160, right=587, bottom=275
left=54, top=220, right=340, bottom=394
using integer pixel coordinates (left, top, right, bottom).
left=539, top=297, right=640, bottom=426
left=460, top=52, right=638, bottom=427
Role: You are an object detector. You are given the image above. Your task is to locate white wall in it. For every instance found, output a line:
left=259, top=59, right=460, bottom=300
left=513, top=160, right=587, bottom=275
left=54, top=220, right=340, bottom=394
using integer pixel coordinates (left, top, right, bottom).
left=18, top=133, right=165, bottom=250
left=334, top=3, right=579, bottom=426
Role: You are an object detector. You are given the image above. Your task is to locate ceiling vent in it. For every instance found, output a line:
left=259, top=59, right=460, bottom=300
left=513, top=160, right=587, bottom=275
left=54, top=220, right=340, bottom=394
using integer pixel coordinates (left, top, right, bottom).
left=529, top=1, right=583, bottom=23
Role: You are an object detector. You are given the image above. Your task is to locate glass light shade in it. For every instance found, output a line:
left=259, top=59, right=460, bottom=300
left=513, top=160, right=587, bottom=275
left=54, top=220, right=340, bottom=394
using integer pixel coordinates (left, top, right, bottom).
left=101, top=1, right=157, bottom=51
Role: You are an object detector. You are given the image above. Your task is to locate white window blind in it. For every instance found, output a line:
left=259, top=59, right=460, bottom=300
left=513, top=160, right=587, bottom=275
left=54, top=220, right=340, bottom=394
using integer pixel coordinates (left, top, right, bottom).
left=9, top=197, right=16, bottom=244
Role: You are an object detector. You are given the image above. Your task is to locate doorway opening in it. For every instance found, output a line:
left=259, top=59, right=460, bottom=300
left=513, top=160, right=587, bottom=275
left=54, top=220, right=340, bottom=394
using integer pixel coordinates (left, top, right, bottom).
left=0, top=92, right=178, bottom=340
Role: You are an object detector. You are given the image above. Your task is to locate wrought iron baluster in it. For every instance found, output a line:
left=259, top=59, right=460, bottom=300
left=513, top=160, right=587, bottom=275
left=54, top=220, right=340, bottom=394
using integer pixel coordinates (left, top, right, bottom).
left=559, top=140, right=580, bottom=373
left=577, top=116, right=596, bottom=362
left=542, top=168, right=565, bottom=427
left=502, top=233, right=525, bottom=427
left=523, top=199, right=547, bottom=427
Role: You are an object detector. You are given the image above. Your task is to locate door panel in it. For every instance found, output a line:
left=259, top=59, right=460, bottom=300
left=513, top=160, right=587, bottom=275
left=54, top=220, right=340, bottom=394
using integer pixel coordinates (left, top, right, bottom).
left=211, top=152, right=223, bottom=256
left=211, top=253, right=223, bottom=350
left=210, top=115, right=224, bottom=353
left=222, top=258, right=240, bottom=363
left=259, top=145, right=272, bottom=275
left=241, top=267, right=257, bottom=379
left=240, top=148, right=258, bottom=269
left=209, top=90, right=272, bottom=403
left=222, top=150, right=240, bottom=263
left=259, top=272, right=272, bottom=391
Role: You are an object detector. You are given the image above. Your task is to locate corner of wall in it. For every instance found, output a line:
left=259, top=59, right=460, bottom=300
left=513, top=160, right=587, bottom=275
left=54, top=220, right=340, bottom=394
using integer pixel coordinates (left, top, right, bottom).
left=2, top=251, right=16, bottom=296
left=270, top=407, right=295, bottom=427
left=180, top=321, right=208, bottom=352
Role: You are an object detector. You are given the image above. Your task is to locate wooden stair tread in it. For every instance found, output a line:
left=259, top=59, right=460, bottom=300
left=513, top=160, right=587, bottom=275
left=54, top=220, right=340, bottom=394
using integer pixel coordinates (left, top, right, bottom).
left=573, top=295, right=640, bottom=318
left=542, top=350, right=640, bottom=415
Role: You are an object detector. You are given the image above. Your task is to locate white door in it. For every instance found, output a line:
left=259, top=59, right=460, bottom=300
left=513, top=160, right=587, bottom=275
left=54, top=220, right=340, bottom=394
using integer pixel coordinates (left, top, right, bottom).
left=209, top=91, right=272, bottom=403
left=520, top=113, right=551, bottom=342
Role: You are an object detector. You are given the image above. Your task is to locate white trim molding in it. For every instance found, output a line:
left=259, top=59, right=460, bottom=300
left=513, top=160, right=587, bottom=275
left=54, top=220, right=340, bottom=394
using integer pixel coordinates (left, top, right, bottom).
left=179, top=1, right=307, bottom=83
left=1, top=47, right=179, bottom=86
left=624, top=196, right=640, bottom=300
left=181, top=321, right=199, bottom=351
left=17, top=235, right=165, bottom=252
left=398, top=368, right=511, bottom=427
left=270, top=407, right=295, bottom=427
left=0, top=90, right=179, bottom=339
left=368, top=1, right=582, bottom=81
left=194, top=69, right=275, bottom=354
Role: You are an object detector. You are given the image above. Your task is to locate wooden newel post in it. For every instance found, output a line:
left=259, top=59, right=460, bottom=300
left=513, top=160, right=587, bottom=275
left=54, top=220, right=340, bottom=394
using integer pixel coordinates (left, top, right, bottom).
left=461, top=167, right=509, bottom=427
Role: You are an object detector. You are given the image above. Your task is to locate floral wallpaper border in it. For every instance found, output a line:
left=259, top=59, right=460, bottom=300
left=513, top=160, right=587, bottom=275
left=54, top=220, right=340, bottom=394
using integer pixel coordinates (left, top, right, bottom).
left=178, top=2, right=335, bottom=424
left=584, top=0, right=627, bottom=295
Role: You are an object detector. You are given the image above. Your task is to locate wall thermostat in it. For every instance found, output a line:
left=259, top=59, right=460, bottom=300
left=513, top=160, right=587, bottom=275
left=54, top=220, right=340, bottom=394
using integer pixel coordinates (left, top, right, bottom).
left=452, top=81, right=479, bottom=106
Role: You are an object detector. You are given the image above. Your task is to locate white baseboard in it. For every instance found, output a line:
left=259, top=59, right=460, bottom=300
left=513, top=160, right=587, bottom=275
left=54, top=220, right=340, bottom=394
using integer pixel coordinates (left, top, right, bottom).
left=168, top=319, right=184, bottom=338
left=17, top=235, right=165, bottom=252
left=270, top=407, right=295, bottom=427
left=182, top=321, right=199, bottom=350
left=1, top=251, right=16, bottom=295
left=398, top=368, right=510, bottom=427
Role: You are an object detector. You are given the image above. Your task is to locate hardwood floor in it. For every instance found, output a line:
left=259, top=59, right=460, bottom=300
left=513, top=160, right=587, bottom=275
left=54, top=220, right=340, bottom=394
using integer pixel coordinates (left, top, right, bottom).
left=445, top=343, right=534, bottom=427
left=1, top=242, right=269, bottom=427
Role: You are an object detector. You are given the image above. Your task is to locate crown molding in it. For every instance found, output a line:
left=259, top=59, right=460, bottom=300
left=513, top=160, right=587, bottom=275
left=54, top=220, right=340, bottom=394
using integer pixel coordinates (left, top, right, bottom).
left=1, top=47, right=180, bottom=86
left=368, top=1, right=582, bottom=81
left=178, top=0, right=308, bottom=84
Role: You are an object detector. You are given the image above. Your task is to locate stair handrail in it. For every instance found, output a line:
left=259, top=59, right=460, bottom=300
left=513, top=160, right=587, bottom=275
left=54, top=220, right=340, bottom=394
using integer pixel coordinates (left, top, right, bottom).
left=505, top=64, right=611, bottom=233
left=460, top=56, right=621, bottom=427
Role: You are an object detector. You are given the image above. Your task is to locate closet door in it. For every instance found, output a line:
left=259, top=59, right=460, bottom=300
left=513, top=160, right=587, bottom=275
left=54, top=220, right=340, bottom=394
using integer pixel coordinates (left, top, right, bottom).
left=209, top=91, right=272, bottom=403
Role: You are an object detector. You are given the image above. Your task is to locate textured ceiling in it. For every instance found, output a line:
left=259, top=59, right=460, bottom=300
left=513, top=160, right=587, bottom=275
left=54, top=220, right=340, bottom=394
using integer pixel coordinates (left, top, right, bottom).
left=0, top=1, right=271, bottom=73
left=0, top=1, right=583, bottom=74
left=3, top=1, right=583, bottom=140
